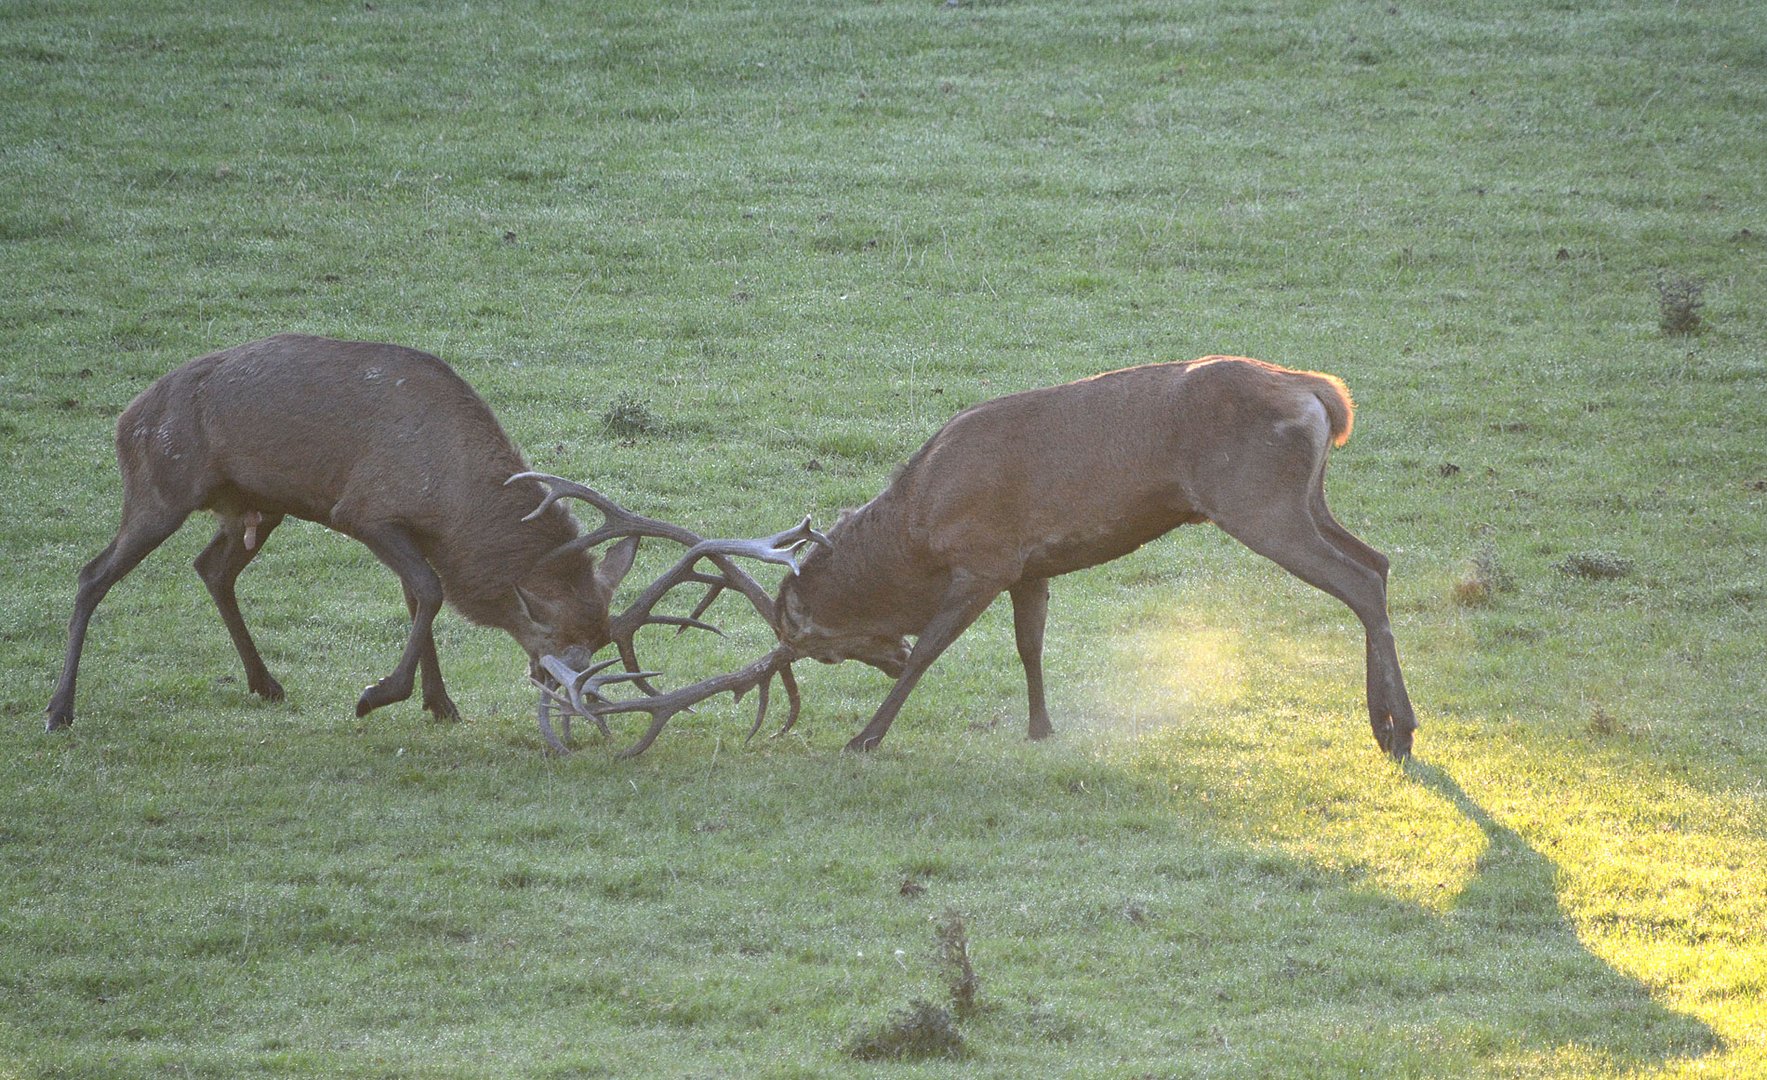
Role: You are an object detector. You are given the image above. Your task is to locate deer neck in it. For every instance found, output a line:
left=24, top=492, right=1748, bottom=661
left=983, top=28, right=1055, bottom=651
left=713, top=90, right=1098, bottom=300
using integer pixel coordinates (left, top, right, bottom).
left=795, top=492, right=948, bottom=636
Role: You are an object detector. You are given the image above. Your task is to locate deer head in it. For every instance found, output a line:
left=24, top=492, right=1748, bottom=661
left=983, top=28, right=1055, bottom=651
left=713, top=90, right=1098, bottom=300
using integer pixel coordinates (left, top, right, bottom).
left=506, top=536, right=640, bottom=672
left=774, top=550, right=910, bottom=677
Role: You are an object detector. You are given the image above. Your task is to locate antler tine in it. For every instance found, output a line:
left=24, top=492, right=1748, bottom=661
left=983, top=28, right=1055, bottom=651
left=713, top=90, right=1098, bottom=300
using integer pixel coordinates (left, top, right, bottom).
left=590, top=647, right=792, bottom=759
left=531, top=654, right=665, bottom=753
left=772, top=663, right=803, bottom=739
left=741, top=661, right=803, bottom=743
left=680, top=516, right=833, bottom=576
left=508, top=472, right=706, bottom=549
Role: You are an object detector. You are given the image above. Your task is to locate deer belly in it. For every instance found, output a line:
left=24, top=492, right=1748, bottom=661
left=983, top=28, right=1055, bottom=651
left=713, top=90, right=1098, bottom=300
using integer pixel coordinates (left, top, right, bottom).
left=1020, top=514, right=1195, bottom=580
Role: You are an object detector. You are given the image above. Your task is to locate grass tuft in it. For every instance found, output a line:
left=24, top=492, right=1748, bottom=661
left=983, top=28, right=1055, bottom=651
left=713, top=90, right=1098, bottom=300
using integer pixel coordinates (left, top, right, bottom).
left=1656, top=274, right=1707, bottom=336
left=600, top=392, right=660, bottom=438
left=935, top=909, right=981, bottom=1019
left=844, top=999, right=966, bottom=1062
left=1453, top=545, right=1513, bottom=606
left=1586, top=705, right=1629, bottom=738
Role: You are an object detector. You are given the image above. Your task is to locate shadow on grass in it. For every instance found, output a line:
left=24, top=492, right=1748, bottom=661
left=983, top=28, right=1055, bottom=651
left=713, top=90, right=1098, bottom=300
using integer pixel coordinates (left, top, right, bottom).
left=1406, top=759, right=1720, bottom=1067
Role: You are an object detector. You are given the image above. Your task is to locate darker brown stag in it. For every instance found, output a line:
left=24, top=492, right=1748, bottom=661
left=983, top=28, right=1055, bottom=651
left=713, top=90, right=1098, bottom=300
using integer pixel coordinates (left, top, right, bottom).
left=774, top=356, right=1418, bottom=758
left=42, top=334, right=785, bottom=740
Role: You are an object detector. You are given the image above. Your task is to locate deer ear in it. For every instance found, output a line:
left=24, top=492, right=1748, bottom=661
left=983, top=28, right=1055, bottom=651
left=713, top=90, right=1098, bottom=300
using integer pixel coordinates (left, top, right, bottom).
left=595, top=536, right=639, bottom=593
left=514, top=585, right=549, bottom=629
left=782, top=587, right=811, bottom=632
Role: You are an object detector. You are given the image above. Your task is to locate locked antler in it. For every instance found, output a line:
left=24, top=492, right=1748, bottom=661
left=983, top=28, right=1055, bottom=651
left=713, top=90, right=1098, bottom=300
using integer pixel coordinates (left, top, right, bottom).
left=512, top=472, right=823, bottom=683
left=577, top=644, right=802, bottom=758
left=510, top=472, right=826, bottom=754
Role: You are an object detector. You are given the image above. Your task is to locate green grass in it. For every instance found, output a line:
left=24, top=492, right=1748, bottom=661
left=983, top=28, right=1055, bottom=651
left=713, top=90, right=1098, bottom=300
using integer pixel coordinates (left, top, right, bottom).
left=3, top=0, right=1764, bottom=1075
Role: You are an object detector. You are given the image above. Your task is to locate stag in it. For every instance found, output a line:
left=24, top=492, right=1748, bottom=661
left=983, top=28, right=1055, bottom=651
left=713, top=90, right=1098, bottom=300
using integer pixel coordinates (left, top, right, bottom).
left=43, top=334, right=798, bottom=747
left=557, top=355, right=1417, bottom=759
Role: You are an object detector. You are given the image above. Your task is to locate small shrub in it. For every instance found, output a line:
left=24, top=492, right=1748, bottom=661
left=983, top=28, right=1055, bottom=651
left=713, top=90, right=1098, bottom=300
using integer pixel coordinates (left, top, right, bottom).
left=845, top=999, right=964, bottom=1061
left=1656, top=274, right=1705, bottom=336
left=1587, top=706, right=1628, bottom=737
left=600, top=392, right=658, bottom=437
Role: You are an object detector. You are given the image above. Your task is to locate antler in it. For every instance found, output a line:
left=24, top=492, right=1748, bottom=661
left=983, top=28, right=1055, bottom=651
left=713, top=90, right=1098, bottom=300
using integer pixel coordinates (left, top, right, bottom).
left=530, top=655, right=660, bottom=754
left=608, top=517, right=830, bottom=641
left=546, top=644, right=800, bottom=758
left=510, top=471, right=825, bottom=641
left=575, top=527, right=823, bottom=755
left=509, top=472, right=827, bottom=754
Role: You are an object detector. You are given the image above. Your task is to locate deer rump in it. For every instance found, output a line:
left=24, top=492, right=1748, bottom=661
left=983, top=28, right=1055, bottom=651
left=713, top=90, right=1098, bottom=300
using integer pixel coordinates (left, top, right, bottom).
left=769, top=356, right=1416, bottom=758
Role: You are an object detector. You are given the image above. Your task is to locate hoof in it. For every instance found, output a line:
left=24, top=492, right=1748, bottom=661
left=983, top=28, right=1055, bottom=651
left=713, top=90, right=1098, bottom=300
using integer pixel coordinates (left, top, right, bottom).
left=1374, top=718, right=1415, bottom=760
left=356, top=679, right=409, bottom=718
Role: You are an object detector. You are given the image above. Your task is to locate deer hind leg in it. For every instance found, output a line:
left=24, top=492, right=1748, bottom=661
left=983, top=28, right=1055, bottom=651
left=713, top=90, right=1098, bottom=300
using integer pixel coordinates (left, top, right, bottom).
left=846, top=574, right=1000, bottom=752
left=194, top=511, right=286, bottom=702
left=45, top=496, right=192, bottom=731
left=1304, top=490, right=1415, bottom=753
left=1010, top=577, right=1054, bottom=740
left=1310, top=485, right=1390, bottom=582
left=349, top=524, right=459, bottom=722
left=1204, top=459, right=1416, bottom=758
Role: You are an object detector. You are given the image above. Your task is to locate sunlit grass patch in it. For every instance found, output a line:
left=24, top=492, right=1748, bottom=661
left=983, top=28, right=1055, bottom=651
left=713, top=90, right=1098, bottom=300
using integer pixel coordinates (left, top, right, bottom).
left=1113, top=620, right=1248, bottom=716
left=1437, top=731, right=1767, bottom=1060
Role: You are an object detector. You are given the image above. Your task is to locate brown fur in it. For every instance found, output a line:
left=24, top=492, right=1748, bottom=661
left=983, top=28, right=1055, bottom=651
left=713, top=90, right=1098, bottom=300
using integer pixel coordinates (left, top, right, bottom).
left=775, top=355, right=1415, bottom=757
left=46, top=335, right=633, bottom=731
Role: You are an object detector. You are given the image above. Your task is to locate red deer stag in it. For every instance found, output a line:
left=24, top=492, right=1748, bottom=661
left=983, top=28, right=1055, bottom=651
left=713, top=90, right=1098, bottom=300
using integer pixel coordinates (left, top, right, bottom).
left=785, top=355, right=1416, bottom=756
left=43, top=334, right=795, bottom=746
left=561, top=355, right=1416, bottom=759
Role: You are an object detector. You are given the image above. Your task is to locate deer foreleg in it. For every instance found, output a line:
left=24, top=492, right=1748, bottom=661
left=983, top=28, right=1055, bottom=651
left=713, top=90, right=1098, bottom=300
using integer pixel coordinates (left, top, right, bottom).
left=352, top=525, right=457, bottom=721
left=398, top=579, right=459, bottom=721
left=845, top=578, right=999, bottom=752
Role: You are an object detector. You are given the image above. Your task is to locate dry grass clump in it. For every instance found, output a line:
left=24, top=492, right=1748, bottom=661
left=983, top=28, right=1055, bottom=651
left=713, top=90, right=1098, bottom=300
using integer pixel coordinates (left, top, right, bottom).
left=844, top=1000, right=965, bottom=1061
left=936, top=909, right=980, bottom=1018
left=600, top=391, right=658, bottom=437
left=1656, top=274, right=1706, bottom=336
left=1556, top=551, right=1634, bottom=581
left=1454, top=546, right=1514, bottom=606
left=845, top=910, right=981, bottom=1060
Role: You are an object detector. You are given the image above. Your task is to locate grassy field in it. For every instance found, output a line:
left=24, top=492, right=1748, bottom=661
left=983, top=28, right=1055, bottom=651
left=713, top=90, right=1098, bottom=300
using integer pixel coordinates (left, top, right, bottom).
left=3, top=0, right=1764, bottom=1075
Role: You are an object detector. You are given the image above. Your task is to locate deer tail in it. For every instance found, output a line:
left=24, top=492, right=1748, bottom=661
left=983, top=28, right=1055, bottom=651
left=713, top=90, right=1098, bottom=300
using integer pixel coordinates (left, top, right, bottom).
left=1307, top=371, right=1355, bottom=448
